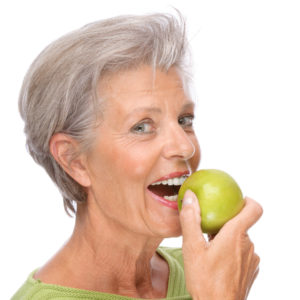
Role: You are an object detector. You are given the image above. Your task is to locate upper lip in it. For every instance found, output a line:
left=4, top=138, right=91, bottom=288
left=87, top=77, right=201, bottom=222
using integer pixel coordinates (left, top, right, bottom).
left=150, top=170, right=190, bottom=185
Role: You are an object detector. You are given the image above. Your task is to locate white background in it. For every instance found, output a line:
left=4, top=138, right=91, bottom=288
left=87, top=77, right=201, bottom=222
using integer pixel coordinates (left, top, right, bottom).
left=1, top=0, right=299, bottom=299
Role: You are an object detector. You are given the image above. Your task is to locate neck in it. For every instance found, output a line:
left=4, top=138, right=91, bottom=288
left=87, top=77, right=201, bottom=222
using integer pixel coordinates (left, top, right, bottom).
left=61, top=201, right=167, bottom=298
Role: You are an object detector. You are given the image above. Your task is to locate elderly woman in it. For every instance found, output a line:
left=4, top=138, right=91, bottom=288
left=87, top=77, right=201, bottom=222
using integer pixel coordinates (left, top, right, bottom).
left=12, top=12, right=262, bottom=300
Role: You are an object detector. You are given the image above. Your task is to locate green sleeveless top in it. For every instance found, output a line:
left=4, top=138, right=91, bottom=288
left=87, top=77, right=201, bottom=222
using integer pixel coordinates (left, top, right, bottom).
left=11, top=247, right=192, bottom=300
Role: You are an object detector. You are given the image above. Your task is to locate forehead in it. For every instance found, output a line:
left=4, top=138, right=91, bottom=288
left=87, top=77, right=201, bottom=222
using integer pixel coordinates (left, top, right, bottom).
left=98, top=65, right=191, bottom=109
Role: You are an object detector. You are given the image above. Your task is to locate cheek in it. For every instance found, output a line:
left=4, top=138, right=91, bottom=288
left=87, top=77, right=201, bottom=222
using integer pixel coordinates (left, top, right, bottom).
left=190, top=137, right=201, bottom=171
left=109, top=143, right=155, bottom=182
left=131, top=164, right=148, bottom=178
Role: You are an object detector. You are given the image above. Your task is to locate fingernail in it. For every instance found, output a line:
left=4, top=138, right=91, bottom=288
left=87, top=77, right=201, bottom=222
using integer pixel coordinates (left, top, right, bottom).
left=182, top=197, right=193, bottom=207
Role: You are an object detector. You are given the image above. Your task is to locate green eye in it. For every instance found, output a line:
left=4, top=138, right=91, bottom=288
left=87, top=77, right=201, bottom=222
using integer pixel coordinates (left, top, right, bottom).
left=178, top=115, right=194, bottom=128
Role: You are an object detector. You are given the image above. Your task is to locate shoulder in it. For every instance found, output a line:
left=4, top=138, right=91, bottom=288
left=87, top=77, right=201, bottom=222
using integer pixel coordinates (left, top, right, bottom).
left=11, top=270, right=94, bottom=300
left=12, top=270, right=157, bottom=300
left=11, top=270, right=40, bottom=300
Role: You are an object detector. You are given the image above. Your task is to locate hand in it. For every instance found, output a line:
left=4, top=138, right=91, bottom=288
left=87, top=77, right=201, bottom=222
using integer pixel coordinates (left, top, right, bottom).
left=179, top=190, right=263, bottom=300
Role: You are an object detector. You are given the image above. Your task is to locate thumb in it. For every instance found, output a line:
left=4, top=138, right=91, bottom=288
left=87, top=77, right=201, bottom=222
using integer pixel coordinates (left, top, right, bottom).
left=179, top=190, right=207, bottom=249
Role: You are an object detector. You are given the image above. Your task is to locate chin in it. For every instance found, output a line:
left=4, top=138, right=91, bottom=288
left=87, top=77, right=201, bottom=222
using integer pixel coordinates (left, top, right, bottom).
left=150, top=218, right=182, bottom=239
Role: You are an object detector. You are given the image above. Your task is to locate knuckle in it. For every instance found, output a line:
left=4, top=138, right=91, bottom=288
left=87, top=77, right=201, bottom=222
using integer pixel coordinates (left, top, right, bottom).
left=255, top=202, right=264, bottom=218
left=247, top=197, right=263, bottom=216
left=246, top=238, right=255, bottom=253
left=249, top=240, right=255, bottom=251
left=254, top=253, right=260, bottom=266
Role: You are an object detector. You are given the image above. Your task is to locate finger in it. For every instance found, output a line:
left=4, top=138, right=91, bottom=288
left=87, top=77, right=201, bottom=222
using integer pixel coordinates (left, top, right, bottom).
left=252, top=253, right=260, bottom=279
left=179, top=190, right=207, bottom=248
left=246, top=265, right=260, bottom=299
left=243, top=247, right=260, bottom=299
left=224, top=197, right=263, bottom=233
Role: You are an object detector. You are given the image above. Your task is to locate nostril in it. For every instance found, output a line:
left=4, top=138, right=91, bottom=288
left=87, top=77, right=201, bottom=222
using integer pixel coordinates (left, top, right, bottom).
left=179, top=138, right=196, bottom=161
left=187, top=142, right=196, bottom=160
left=161, top=124, right=196, bottom=160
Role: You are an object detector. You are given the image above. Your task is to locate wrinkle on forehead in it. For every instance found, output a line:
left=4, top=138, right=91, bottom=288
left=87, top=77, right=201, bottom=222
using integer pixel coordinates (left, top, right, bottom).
left=98, top=65, right=191, bottom=101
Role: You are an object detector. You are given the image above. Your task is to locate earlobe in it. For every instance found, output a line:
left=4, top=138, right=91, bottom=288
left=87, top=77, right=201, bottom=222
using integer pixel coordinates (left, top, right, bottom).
left=49, top=133, right=91, bottom=187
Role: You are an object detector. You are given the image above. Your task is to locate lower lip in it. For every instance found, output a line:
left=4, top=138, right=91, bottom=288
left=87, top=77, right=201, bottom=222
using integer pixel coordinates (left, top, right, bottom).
left=147, top=189, right=178, bottom=210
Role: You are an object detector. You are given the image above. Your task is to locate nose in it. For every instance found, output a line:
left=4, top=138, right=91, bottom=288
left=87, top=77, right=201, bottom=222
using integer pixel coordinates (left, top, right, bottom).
left=162, top=123, right=196, bottom=161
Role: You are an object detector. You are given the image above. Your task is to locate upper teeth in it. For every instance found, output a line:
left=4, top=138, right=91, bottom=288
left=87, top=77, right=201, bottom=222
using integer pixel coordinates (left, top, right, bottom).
left=151, top=175, right=188, bottom=186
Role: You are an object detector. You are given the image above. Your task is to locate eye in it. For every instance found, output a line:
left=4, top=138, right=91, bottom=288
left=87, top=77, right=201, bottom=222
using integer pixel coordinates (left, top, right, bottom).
left=131, top=119, right=155, bottom=134
left=178, top=114, right=194, bottom=129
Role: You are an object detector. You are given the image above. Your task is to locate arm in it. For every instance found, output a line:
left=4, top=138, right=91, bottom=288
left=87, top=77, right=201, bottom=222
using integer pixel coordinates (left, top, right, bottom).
left=179, top=190, right=263, bottom=300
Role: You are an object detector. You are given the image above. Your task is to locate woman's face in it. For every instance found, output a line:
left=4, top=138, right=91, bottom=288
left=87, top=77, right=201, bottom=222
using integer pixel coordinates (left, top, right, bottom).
left=85, top=65, right=200, bottom=238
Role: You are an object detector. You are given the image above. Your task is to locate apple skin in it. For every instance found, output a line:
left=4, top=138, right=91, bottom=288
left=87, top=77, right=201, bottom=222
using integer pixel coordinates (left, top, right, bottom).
left=178, top=169, right=245, bottom=234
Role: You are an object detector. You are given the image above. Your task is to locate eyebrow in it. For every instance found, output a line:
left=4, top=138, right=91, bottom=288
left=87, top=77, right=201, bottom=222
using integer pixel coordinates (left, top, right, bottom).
left=127, top=101, right=195, bottom=116
left=182, top=102, right=195, bottom=110
left=128, top=107, right=162, bottom=115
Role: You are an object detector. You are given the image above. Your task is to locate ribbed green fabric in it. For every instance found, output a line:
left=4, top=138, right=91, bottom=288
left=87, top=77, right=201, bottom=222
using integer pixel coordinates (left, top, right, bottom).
left=11, top=247, right=192, bottom=300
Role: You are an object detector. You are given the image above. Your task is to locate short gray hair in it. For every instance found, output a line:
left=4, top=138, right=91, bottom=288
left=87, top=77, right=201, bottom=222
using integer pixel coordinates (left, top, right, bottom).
left=19, top=12, right=191, bottom=215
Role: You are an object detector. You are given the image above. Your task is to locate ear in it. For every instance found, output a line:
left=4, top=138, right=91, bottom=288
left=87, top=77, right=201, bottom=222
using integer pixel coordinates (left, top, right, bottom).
left=49, top=133, right=91, bottom=187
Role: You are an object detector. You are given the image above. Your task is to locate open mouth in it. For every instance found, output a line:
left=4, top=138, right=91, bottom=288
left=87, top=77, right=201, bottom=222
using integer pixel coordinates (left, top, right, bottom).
left=147, top=175, right=188, bottom=202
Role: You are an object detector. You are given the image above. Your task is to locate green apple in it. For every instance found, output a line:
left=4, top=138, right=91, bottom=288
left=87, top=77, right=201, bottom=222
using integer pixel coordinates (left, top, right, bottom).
left=178, top=169, right=245, bottom=234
